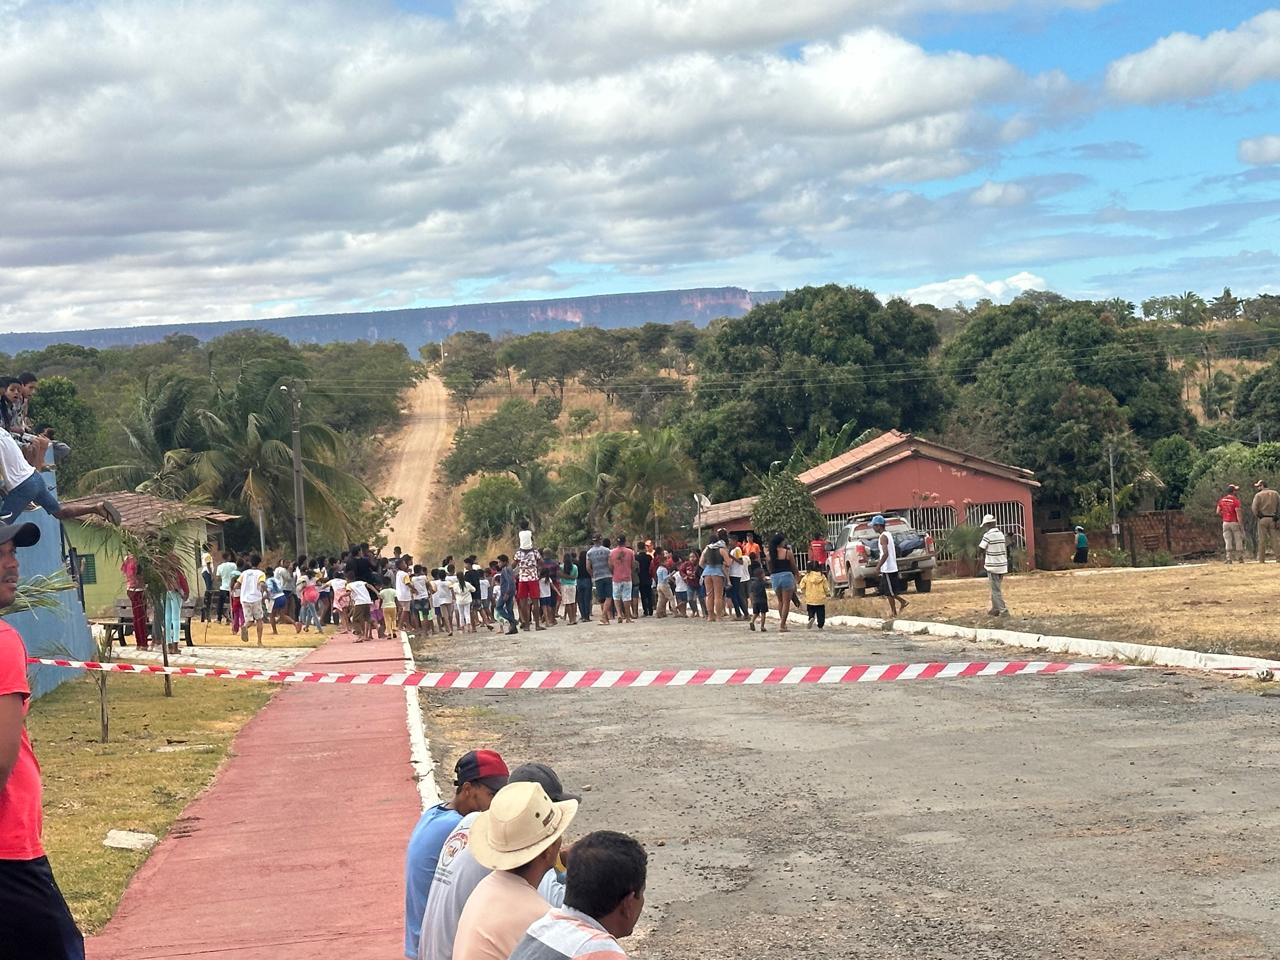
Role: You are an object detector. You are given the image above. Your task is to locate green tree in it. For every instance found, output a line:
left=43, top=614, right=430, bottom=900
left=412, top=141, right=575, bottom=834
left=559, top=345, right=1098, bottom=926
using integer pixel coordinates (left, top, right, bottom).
left=567, top=407, right=599, bottom=439
left=685, top=285, right=943, bottom=500
left=750, top=470, right=824, bottom=545
left=614, top=428, right=698, bottom=540
left=1150, top=435, right=1195, bottom=508
left=461, top=475, right=530, bottom=542
left=26, top=376, right=109, bottom=492
left=441, top=398, right=558, bottom=483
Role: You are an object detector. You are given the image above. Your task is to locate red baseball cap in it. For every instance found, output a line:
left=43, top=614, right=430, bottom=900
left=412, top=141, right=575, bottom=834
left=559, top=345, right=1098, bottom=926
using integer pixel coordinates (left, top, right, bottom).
left=454, top=749, right=509, bottom=792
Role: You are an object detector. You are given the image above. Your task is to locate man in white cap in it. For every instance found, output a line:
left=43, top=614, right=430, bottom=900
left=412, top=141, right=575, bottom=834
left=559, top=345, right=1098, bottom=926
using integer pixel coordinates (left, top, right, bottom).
left=418, top=763, right=577, bottom=960
left=978, top=514, right=1009, bottom=616
left=453, top=781, right=578, bottom=960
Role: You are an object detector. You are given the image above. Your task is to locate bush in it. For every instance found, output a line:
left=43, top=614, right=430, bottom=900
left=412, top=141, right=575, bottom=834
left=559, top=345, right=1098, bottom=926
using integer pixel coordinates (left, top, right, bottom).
left=461, top=475, right=529, bottom=542
left=942, top=524, right=983, bottom=561
left=749, top=470, right=824, bottom=546
left=535, top=394, right=562, bottom=422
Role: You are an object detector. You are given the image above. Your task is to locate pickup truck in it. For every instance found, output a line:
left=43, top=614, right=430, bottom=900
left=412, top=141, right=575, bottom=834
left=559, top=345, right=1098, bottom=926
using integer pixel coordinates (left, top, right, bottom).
left=828, top=515, right=936, bottom=597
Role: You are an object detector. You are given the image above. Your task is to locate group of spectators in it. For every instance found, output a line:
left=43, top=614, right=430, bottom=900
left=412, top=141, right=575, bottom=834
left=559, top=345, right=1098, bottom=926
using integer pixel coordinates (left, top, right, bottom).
left=405, top=749, right=646, bottom=960
left=1216, top=480, right=1280, bottom=563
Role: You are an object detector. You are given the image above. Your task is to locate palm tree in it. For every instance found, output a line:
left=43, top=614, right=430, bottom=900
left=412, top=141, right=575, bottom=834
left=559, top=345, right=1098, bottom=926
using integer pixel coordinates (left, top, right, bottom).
left=1175, top=291, right=1207, bottom=328
left=78, top=374, right=204, bottom=497
left=615, top=428, right=698, bottom=541
left=189, top=388, right=367, bottom=547
left=557, top=433, right=629, bottom=535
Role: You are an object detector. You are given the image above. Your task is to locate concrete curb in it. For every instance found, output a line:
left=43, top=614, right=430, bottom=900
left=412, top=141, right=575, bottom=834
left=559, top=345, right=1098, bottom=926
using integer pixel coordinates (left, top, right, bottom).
left=399, top=630, right=440, bottom=810
left=805, top=613, right=1280, bottom=675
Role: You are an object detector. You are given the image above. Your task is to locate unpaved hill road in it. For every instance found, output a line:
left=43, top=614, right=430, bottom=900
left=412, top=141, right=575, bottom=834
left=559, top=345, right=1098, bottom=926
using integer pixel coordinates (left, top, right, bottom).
left=380, top=376, right=450, bottom=555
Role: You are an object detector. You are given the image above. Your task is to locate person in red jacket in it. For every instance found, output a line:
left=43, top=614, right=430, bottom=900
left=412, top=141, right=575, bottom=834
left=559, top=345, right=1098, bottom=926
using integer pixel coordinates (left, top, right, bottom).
left=0, top=520, right=84, bottom=959
left=1217, top=483, right=1245, bottom=564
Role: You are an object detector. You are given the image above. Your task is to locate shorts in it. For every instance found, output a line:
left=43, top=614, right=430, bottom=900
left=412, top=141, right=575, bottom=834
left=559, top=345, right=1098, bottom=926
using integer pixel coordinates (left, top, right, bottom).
left=412, top=599, right=430, bottom=616
left=675, top=590, right=687, bottom=603
left=752, top=601, right=768, bottom=615
left=560, top=583, right=576, bottom=606
left=370, top=605, right=384, bottom=622
left=613, top=580, right=633, bottom=602
left=517, top=580, right=540, bottom=601
left=334, top=593, right=351, bottom=610
left=539, top=596, right=554, bottom=608
left=769, top=571, right=796, bottom=593
left=0, top=856, right=84, bottom=959
left=272, top=596, right=287, bottom=611
left=349, top=603, right=369, bottom=625
left=242, top=599, right=267, bottom=622
left=878, top=573, right=901, bottom=597
left=593, top=579, right=612, bottom=602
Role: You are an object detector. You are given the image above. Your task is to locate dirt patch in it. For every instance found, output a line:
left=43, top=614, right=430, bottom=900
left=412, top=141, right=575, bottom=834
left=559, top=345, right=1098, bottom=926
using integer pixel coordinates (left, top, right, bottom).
left=826, top=563, right=1280, bottom=659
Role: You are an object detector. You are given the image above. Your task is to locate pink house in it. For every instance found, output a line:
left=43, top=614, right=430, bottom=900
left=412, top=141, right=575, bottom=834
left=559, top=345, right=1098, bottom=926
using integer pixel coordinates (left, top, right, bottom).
left=699, top=430, right=1040, bottom=568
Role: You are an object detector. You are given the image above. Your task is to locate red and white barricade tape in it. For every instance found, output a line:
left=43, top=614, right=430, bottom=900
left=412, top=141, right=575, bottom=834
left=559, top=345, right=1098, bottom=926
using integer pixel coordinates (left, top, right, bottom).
left=27, top=656, right=1137, bottom=689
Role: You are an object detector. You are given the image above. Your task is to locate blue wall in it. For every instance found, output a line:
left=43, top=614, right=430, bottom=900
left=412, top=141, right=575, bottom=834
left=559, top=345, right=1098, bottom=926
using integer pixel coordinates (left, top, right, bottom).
left=9, top=470, right=95, bottom=699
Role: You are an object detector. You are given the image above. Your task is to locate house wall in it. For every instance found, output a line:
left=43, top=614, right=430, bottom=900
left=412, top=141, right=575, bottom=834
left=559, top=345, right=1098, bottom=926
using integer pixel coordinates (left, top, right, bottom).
left=810, top=455, right=1038, bottom=568
left=711, top=454, right=1039, bottom=569
left=64, top=519, right=209, bottom=618
left=7, top=470, right=96, bottom=699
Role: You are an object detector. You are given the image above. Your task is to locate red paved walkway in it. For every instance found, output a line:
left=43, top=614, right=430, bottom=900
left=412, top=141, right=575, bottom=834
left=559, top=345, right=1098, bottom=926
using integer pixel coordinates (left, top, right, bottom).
left=90, top=632, right=423, bottom=959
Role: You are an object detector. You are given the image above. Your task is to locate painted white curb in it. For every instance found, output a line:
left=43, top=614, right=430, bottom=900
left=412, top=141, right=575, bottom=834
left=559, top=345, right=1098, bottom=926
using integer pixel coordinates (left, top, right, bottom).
left=399, top=630, right=440, bottom=810
left=772, top=611, right=1280, bottom=675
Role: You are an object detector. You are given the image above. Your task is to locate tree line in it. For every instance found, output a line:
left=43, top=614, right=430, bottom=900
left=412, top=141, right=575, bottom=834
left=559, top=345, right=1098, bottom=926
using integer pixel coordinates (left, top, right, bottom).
left=3, top=330, right=418, bottom=551
left=429, top=283, right=1280, bottom=547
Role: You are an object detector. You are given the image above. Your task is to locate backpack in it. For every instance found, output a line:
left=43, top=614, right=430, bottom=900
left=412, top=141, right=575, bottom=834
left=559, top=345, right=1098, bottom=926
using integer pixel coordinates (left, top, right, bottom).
left=700, top=544, right=719, bottom=567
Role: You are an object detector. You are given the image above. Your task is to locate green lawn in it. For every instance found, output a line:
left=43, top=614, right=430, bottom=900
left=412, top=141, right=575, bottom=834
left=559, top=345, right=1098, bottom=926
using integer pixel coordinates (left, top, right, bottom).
left=27, top=672, right=274, bottom=932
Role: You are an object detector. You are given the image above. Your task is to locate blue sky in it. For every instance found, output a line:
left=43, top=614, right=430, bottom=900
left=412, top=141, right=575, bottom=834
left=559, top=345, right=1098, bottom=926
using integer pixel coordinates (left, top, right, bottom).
left=0, top=0, right=1277, bottom=330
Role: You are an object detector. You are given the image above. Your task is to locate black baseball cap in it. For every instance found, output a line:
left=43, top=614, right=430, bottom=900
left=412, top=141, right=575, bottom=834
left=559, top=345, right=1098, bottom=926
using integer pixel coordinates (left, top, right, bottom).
left=509, top=761, right=580, bottom=802
left=0, top=522, right=40, bottom=548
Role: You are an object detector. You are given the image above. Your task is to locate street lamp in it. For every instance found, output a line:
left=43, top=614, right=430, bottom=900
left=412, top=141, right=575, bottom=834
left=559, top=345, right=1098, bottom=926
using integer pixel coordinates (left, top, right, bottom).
left=279, top=382, right=308, bottom=557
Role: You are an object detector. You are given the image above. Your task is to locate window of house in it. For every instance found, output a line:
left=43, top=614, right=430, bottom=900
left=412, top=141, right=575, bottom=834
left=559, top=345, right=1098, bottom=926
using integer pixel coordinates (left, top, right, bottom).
left=79, top=553, right=97, bottom=585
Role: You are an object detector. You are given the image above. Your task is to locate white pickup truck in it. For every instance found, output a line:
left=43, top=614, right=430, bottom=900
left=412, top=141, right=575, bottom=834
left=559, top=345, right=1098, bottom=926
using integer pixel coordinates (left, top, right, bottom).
left=828, top=515, right=937, bottom=597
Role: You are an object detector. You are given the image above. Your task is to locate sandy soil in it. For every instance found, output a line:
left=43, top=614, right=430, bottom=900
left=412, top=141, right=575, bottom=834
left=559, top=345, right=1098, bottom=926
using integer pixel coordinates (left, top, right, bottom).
left=416, top=614, right=1280, bottom=960
left=380, top=376, right=451, bottom=554
left=827, top=561, right=1280, bottom=660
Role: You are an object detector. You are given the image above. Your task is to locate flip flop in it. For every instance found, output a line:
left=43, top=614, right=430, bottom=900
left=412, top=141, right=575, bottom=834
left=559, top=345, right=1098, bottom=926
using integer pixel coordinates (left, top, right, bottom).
left=102, top=502, right=123, bottom=525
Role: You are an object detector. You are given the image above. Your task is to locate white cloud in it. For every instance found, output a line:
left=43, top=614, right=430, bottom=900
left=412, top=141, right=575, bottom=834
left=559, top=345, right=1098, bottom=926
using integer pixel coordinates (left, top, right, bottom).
left=1105, top=10, right=1280, bottom=104
left=970, top=180, right=1031, bottom=206
left=0, top=0, right=1080, bottom=331
left=1240, top=134, right=1280, bottom=166
left=902, top=271, right=1047, bottom=305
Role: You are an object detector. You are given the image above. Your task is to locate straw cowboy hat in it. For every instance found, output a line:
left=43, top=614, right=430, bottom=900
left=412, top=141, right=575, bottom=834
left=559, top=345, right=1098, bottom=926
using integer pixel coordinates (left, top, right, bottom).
left=469, top=781, right=578, bottom=871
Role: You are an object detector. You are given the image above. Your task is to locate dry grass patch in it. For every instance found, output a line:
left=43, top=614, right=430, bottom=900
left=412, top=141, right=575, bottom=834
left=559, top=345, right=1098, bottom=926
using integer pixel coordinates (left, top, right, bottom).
left=826, top=563, right=1280, bottom=659
left=30, top=673, right=274, bottom=933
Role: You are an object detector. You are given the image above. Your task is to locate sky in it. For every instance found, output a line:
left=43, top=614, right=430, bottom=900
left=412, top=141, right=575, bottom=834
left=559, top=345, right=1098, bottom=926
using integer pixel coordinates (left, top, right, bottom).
left=1, top=0, right=1278, bottom=332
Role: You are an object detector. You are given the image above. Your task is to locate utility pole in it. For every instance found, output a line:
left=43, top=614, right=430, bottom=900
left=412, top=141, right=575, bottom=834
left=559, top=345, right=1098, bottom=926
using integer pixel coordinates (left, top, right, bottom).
left=1108, top=444, right=1119, bottom=549
left=281, top=381, right=308, bottom=557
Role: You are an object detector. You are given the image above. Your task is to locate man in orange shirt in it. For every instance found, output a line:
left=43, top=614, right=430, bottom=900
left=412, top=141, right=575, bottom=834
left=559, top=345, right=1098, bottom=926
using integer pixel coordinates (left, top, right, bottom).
left=0, top=521, right=84, bottom=959
left=1217, top=484, right=1245, bottom=563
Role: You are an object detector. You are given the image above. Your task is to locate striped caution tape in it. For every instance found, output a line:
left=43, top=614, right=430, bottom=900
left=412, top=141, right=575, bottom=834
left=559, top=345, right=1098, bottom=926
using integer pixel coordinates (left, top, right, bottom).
left=27, top=656, right=1138, bottom=688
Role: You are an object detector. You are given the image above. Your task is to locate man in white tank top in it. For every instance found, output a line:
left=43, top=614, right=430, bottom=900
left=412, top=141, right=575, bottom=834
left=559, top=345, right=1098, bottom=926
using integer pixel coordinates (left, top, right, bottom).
left=872, top=515, right=908, bottom=618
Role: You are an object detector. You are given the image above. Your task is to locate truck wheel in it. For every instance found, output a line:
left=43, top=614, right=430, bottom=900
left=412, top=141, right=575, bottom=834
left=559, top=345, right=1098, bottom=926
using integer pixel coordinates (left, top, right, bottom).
left=914, top=577, right=932, bottom=593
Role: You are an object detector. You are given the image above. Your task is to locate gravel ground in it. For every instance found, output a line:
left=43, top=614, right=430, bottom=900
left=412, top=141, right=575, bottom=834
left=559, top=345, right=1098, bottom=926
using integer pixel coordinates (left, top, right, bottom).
left=416, top=614, right=1280, bottom=959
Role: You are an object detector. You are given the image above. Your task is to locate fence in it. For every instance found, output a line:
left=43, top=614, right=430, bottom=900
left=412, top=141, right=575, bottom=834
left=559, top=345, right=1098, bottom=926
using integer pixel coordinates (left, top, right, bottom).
left=964, top=501, right=1028, bottom=550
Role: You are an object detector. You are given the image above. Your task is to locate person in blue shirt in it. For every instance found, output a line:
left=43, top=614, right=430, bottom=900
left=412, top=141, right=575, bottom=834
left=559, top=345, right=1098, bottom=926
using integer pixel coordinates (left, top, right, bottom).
left=1073, top=526, right=1089, bottom=565
left=405, top=749, right=509, bottom=958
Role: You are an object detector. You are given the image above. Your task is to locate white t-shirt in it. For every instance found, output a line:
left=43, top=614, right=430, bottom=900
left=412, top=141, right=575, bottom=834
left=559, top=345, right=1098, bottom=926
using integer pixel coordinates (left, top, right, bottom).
left=239, top=569, right=267, bottom=603
left=348, top=580, right=372, bottom=605
left=411, top=574, right=430, bottom=601
left=878, top=532, right=898, bottom=574
left=453, top=579, right=473, bottom=605
left=0, top=430, right=35, bottom=493
left=980, top=527, right=1009, bottom=574
left=418, top=813, right=565, bottom=960
left=433, top=579, right=452, bottom=605
left=328, top=576, right=347, bottom=596
left=729, top=546, right=747, bottom=579
left=396, top=570, right=414, bottom=603
left=672, top=571, right=686, bottom=593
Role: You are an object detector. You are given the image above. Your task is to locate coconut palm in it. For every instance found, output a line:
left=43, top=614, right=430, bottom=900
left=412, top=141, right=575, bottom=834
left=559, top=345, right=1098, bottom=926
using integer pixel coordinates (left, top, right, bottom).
left=557, top=432, right=630, bottom=535
left=615, top=428, right=698, bottom=541
left=78, top=374, right=204, bottom=497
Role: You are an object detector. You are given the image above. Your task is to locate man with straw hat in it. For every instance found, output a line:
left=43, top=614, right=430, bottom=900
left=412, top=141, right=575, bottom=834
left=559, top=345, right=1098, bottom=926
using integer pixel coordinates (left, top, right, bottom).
left=419, top=763, right=579, bottom=960
left=454, top=781, right=578, bottom=960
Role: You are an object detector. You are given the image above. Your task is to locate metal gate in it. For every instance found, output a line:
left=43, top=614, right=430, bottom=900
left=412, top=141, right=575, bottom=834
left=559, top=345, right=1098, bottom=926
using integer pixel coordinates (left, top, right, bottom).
left=965, top=501, right=1027, bottom=548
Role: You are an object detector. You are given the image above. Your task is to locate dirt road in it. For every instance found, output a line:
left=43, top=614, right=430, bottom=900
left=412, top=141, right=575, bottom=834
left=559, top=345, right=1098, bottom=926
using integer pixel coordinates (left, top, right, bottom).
left=381, top=376, right=450, bottom=554
left=416, top=617, right=1280, bottom=959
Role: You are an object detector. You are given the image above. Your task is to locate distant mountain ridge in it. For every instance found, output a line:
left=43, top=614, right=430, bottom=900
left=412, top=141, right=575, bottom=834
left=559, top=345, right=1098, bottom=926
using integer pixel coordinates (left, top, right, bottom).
left=0, top=287, right=783, bottom=355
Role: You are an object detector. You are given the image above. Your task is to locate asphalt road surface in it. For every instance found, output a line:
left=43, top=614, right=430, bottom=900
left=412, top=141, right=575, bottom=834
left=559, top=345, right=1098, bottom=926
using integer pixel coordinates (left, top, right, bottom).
left=416, top=613, right=1280, bottom=959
